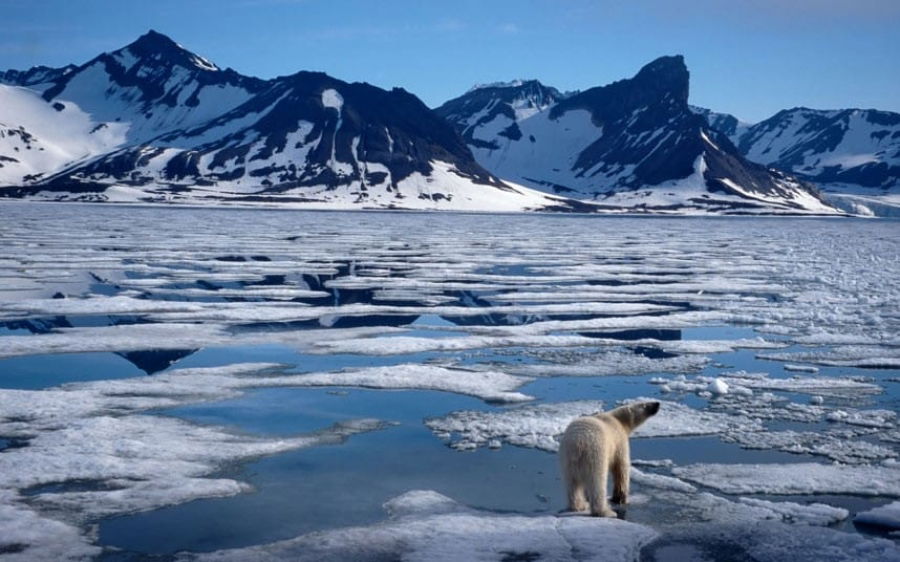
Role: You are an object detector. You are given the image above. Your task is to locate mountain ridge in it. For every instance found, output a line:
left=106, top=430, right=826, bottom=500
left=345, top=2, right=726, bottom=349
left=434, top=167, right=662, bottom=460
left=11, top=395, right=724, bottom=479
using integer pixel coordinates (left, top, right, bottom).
left=0, top=31, right=851, bottom=215
left=437, top=56, right=838, bottom=214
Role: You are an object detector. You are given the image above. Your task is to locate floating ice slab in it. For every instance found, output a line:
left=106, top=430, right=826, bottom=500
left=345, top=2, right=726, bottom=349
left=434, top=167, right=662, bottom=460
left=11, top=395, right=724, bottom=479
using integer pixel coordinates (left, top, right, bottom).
left=192, top=490, right=658, bottom=562
left=673, top=462, right=900, bottom=497
left=720, top=371, right=882, bottom=397
left=854, top=500, right=900, bottom=529
left=722, top=429, right=897, bottom=464
left=735, top=498, right=849, bottom=526
left=281, top=364, right=534, bottom=403
left=760, top=346, right=900, bottom=369
left=506, top=350, right=708, bottom=377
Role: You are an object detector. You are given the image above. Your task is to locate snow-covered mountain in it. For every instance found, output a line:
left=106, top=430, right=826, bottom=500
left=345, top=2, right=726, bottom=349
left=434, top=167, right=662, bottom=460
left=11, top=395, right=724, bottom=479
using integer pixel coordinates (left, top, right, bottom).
left=734, top=108, right=900, bottom=190
left=0, top=31, right=579, bottom=212
left=689, top=106, right=751, bottom=142
left=689, top=105, right=900, bottom=215
left=0, top=64, right=77, bottom=88
left=437, top=57, right=838, bottom=214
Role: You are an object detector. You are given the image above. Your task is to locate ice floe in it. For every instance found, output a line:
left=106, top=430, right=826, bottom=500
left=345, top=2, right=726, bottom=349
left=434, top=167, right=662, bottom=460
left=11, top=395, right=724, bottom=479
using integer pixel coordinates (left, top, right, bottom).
left=426, top=399, right=762, bottom=452
left=672, top=462, right=900, bottom=496
left=502, top=350, right=709, bottom=377
left=189, top=490, right=659, bottom=562
left=721, top=429, right=897, bottom=464
left=0, top=362, right=392, bottom=548
left=282, top=364, right=534, bottom=403
left=760, top=346, right=900, bottom=369
left=854, top=500, right=900, bottom=530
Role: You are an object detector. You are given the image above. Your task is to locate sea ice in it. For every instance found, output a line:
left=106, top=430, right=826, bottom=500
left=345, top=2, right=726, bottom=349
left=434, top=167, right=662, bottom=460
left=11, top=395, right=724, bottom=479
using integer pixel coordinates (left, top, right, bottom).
left=190, top=490, right=658, bottom=562
left=0, top=489, right=101, bottom=562
left=854, top=500, right=900, bottom=530
left=426, top=399, right=762, bottom=452
left=721, top=430, right=897, bottom=464
left=673, top=462, right=900, bottom=497
left=504, top=350, right=708, bottom=377
left=281, top=364, right=534, bottom=403
left=426, top=400, right=604, bottom=452
left=645, top=520, right=900, bottom=562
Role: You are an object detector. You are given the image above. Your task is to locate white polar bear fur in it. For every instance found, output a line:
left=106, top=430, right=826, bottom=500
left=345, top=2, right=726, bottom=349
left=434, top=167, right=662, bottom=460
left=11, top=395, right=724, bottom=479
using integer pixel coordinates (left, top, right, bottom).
left=558, top=401, right=660, bottom=517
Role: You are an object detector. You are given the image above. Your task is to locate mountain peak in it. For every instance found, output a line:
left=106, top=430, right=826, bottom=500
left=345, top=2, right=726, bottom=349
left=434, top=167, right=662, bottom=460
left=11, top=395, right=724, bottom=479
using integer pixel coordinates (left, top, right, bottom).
left=632, top=55, right=688, bottom=102
left=129, top=29, right=180, bottom=51
left=120, top=30, right=219, bottom=72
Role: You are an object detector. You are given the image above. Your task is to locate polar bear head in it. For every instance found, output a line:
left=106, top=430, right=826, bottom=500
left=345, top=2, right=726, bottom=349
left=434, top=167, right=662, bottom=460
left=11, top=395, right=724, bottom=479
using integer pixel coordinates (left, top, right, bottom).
left=609, top=400, right=660, bottom=433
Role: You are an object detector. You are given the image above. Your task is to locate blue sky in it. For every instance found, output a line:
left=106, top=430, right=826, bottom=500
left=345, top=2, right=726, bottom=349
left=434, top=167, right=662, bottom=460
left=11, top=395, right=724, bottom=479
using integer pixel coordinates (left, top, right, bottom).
left=3, top=0, right=898, bottom=122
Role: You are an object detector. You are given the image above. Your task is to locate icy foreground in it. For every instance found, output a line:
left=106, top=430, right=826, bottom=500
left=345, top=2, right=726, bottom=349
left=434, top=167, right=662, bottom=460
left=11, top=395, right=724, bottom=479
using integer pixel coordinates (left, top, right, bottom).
left=187, top=490, right=658, bottom=562
left=0, top=204, right=898, bottom=560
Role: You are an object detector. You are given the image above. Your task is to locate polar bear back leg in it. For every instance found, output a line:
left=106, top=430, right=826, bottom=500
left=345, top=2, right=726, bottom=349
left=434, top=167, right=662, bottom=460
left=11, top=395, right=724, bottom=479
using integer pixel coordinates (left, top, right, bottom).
left=560, top=417, right=616, bottom=517
left=559, top=437, right=589, bottom=511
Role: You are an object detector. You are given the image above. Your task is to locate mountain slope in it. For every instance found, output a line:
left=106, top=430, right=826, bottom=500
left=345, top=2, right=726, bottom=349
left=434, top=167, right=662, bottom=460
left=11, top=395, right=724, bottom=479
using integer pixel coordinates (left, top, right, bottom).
left=0, top=31, right=581, bottom=212
left=41, top=30, right=267, bottom=143
left=736, top=108, right=900, bottom=190
left=437, top=57, right=838, bottom=214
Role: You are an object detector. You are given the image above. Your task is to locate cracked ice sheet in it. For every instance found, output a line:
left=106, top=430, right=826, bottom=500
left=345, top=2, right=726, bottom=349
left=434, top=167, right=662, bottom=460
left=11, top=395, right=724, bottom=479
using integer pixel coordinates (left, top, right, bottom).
left=0, top=363, right=392, bottom=526
left=672, top=462, right=900, bottom=497
left=189, top=490, right=658, bottom=562
left=2, top=415, right=386, bottom=522
left=0, top=363, right=528, bottom=442
left=426, top=399, right=762, bottom=452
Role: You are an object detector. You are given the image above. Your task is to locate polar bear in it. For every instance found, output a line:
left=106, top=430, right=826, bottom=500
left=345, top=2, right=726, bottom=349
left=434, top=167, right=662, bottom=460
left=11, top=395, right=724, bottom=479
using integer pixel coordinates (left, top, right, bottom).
left=559, top=401, right=660, bottom=517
